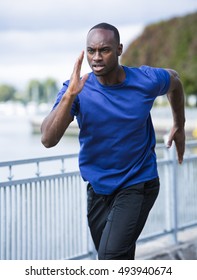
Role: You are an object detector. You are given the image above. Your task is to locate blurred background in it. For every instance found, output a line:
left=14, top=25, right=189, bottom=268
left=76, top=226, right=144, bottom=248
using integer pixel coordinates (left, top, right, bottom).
left=0, top=0, right=197, bottom=161
left=0, top=0, right=197, bottom=261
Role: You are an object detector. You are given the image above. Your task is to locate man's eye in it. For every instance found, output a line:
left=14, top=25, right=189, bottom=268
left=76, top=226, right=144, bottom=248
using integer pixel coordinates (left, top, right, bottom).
left=87, top=49, right=94, bottom=54
left=102, top=48, right=110, bottom=53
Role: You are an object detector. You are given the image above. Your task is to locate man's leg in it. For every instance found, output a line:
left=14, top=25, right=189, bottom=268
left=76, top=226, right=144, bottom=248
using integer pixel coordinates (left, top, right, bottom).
left=87, top=184, right=114, bottom=251
left=98, top=178, right=160, bottom=260
left=130, top=178, right=160, bottom=252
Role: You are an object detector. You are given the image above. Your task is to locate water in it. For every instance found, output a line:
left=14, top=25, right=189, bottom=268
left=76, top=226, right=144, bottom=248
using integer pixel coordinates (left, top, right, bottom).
left=1, top=105, right=197, bottom=163
left=0, top=114, right=79, bottom=162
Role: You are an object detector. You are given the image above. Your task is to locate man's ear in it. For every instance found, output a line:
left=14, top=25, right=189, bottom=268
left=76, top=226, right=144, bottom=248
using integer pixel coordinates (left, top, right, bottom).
left=117, top=44, right=123, bottom=56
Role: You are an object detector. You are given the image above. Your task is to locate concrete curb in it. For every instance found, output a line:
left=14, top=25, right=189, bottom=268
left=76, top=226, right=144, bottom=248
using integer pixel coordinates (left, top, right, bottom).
left=136, top=228, right=197, bottom=260
left=146, top=242, right=197, bottom=260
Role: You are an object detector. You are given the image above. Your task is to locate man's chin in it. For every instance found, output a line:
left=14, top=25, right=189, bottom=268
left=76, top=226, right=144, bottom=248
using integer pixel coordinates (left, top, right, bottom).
left=94, top=72, right=104, bottom=77
left=92, top=69, right=106, bottom=76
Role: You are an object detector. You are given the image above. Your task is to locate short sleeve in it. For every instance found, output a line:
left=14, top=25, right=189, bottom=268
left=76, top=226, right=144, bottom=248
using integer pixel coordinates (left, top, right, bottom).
left=52, top=80, right=80, bottom=117
left=154, top=68, right=170, bottom=95
left=140, top=65, right=170, bottom=96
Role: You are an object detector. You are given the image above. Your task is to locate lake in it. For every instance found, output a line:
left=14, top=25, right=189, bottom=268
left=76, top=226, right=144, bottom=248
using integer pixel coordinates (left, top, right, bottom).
left=1, top=104, right=196, bottom=162
left=0, top=114, right=79, bottom=162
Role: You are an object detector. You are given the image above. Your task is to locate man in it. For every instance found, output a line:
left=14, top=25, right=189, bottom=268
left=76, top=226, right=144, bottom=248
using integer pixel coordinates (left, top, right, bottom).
left=41, top=23, right=185, bottom=259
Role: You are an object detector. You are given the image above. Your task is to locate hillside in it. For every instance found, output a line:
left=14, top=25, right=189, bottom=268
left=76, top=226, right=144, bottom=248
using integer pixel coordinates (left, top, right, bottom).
left=121, top=12, right=197, bottom=97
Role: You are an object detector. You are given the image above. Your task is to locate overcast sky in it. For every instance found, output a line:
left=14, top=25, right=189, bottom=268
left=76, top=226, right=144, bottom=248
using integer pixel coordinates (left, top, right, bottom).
left=0, top=0, right=197, bottom=89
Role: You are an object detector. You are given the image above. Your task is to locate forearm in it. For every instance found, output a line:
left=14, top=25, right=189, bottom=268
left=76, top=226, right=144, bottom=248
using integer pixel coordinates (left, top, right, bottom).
left=41, top=93, right=75, bottom=148
left=166, top=71, right=185, bottom=129
left=165, top=69, right=185, bottom=163
left=167, top=90, right=185, bottom=129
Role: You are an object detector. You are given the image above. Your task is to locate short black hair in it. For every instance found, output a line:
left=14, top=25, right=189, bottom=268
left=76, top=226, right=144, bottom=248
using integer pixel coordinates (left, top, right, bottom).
left=88, top=23, right=120, bottom=44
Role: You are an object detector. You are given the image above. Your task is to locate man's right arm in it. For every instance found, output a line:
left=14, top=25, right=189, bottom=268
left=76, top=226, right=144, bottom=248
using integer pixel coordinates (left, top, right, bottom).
left=41, top=93, right=75, bottom=148
left=41, top=51, right=88, bottom=148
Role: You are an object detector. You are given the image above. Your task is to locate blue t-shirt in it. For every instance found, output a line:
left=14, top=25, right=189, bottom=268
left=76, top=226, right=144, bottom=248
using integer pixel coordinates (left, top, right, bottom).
left=53, top=65, right=170, bottom=194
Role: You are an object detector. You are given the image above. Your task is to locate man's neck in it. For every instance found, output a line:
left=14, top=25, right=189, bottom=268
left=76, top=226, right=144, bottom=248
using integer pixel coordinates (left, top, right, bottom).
left=96, top=65, right=125, bottom=86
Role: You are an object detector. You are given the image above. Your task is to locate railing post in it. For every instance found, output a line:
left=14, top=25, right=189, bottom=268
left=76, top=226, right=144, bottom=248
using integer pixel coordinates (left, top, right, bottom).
left=35, top=161, right=41, bottom=177
left=8, top=165, right=13, bottom=181
left=169, top=143, right=178, bottom=244
left=61, top=158, right=65, bottom=173
left=163, top=147, right=172, bottom=232
left=164, top=134, right=178, bottom=244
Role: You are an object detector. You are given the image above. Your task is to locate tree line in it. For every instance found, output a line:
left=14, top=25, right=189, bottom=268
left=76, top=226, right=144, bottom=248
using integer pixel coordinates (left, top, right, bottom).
left=0, top=78, right=59, bottom=104
left=121, top=11, right=197, bottom=106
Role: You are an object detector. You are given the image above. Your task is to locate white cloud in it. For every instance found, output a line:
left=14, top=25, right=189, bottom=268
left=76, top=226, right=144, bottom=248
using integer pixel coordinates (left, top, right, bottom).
left=0, top=29, right=87, bottom=57
left=0, top=0, right=196, bottom=88
left=0, top=23, right=144, bottom=88
left=0, top=0, right=196, bottom=31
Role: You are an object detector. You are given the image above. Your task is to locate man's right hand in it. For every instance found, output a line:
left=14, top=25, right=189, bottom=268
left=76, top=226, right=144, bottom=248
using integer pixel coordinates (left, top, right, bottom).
left=67, top=51, right=89, bottom=97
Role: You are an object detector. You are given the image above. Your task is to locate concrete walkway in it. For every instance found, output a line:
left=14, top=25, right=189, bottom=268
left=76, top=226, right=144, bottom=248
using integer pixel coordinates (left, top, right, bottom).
left=136, top=227, right=197, bottom=260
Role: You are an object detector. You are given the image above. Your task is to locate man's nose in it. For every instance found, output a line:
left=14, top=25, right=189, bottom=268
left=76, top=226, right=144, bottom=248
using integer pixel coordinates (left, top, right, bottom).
left=93, top=51, right=102, bottom=60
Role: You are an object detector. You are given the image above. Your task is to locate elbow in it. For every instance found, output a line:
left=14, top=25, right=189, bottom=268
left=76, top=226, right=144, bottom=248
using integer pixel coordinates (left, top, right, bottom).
left=40, top=120, right=57, bottom=148
left=41, top=132, right=58, bottom=148
left=41, top=136, right=54, bottom=148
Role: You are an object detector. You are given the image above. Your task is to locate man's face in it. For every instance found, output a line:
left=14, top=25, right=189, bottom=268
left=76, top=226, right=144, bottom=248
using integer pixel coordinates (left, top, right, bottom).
left=86, top=29, right=122, bottom=76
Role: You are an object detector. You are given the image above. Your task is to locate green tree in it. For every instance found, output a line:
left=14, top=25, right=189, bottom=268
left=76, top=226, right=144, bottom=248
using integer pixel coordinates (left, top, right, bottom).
left=0, top=84, right=16, bottom=102
left=26, top=78, right=58, bottom=104
left=43, top=78, right=58, bottom=103
left=121, top=12, right=197, bottom=104
left=26, top=80, right=44, bottom=103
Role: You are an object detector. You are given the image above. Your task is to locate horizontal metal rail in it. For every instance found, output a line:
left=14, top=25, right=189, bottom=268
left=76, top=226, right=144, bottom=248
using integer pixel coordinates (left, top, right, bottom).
left=0, top=153, right=79, bottom=167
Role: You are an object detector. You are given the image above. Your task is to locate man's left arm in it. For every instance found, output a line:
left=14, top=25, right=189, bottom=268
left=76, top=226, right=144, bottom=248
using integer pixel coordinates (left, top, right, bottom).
left=165, top=69, right=185, bottom=164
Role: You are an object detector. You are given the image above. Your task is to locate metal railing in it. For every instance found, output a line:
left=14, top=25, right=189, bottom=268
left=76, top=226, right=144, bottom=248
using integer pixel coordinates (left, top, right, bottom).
left=139, top=140, right=197, bottom=244
left=0, top=141, right=197, bottom=260
left=0, top=154, right=91, bottom=260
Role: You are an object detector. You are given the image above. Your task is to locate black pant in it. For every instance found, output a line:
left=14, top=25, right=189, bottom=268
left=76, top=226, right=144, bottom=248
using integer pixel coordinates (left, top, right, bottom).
left=87, top=178, right=160, bottom=260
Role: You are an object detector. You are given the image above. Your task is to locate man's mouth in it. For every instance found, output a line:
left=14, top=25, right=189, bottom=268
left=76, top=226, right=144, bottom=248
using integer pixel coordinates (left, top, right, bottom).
left=92, top=65, right=105, bottom=72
